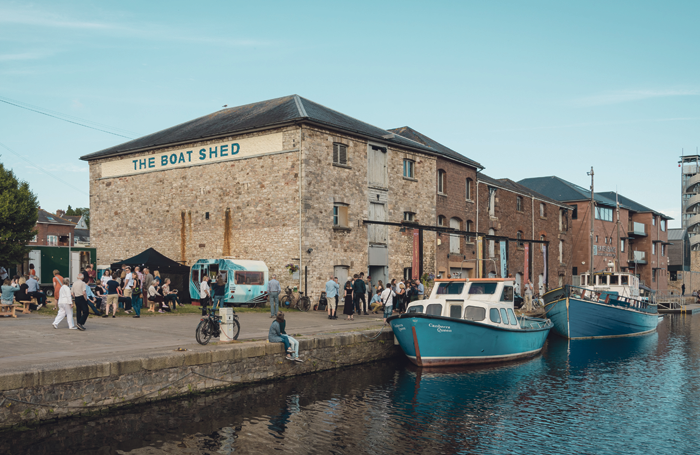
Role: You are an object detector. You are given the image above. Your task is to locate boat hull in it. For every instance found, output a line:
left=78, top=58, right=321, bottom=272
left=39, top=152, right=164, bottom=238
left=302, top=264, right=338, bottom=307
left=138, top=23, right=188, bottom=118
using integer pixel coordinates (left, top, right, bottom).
left=546, top=297, right=660, bottom=339
left=388, top=314, right=552, bottom=367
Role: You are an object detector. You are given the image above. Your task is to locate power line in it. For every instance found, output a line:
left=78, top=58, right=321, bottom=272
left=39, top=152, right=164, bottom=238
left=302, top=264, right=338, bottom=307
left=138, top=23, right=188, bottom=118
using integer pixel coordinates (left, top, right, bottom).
left=0, top=97, right=134, bottom=139
left=0, top=141, right=89, bottom=196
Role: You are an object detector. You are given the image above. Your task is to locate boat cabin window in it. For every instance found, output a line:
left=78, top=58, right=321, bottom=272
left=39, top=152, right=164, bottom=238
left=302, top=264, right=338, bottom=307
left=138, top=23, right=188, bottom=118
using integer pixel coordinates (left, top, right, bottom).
left=449, top=305, right=462, bottom=318
left=436, top=282, right=465, bottom=295
left=499, top=308, right=509, bottom=325
left=500, top=286, right=513, bottom=302
left=234, top=271, right=264, bottom=285
left=490, top=308, right=501, bottom=323
left=426, top=304, right=442, bottom=316
left=468, top=283, right=498, bottom=295
left=464, top=306, right=486, bottom=321
left=610, top=275, right=619, bottom=285
left=408, top=305, right=423, bottom=314
left=507, top=308, right=518, bottom=325
left=621, top=275, right=629, bottom=285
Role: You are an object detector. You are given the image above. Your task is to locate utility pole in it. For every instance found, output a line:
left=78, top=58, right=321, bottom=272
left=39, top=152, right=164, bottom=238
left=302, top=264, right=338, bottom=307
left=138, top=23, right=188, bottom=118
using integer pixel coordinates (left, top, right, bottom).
left=588, top=167, right=595, bottom=281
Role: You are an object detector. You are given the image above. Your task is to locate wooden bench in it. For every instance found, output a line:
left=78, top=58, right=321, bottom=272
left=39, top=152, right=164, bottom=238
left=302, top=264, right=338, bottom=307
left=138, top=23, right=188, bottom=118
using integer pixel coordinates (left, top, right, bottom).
left=0, top=304, right=21, bottom=318
left=14, top=298, right=34, bottom=314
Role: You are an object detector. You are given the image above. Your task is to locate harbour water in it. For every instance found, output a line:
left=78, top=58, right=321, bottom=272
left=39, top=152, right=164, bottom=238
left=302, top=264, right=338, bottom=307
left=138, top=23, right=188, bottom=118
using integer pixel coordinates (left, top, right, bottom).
left=2, top=314, right=699, bottom=454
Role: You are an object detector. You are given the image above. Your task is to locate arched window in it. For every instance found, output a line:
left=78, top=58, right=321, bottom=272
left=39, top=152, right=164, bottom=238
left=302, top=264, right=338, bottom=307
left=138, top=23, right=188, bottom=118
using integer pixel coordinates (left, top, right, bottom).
left=450, top=217, right=461, bottom=254
left=466, top=178, right=473, bottom=200
left=437, top=215, right=446, bottom=227
left=438, top=170, right=446, bottom=194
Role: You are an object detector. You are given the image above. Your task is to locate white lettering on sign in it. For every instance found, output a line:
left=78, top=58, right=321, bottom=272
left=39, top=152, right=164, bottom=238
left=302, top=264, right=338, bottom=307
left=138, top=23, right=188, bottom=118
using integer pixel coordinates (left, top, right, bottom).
left=429, top=323, right=452, bottom=333
left=100, top=132, right=285, bottom=178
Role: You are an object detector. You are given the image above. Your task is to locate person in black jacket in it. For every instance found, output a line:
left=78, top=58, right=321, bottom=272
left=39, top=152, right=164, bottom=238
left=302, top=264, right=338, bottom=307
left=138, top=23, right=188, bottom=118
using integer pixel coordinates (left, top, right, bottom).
left=352, top=274, right=367, bottom=315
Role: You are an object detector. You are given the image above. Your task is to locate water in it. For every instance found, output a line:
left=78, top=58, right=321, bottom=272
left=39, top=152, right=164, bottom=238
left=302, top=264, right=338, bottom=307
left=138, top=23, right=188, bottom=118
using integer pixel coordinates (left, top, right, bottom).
left=3, top=314, right=700, bottom=454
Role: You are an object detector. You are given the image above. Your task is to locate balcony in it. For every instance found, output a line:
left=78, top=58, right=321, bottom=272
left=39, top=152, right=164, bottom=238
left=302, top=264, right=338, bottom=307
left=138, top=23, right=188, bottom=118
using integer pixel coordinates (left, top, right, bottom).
left=628, top=251, right=647, bottom=265
left=628, top=221, right=647, bottom=237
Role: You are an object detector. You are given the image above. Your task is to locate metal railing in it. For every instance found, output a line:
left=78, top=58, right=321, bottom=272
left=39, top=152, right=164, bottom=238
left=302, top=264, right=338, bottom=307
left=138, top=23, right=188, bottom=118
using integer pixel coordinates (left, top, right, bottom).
left=628, top=222, right=646, bottom=235
left=561, top=285, right=656, bottom=312
left=628, top=251, right=646, bottom=263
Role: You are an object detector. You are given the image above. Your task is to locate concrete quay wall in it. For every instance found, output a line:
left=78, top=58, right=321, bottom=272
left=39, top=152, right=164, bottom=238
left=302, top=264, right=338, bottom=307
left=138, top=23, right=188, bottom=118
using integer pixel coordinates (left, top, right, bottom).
left=0, top=330, right=399, bottom=429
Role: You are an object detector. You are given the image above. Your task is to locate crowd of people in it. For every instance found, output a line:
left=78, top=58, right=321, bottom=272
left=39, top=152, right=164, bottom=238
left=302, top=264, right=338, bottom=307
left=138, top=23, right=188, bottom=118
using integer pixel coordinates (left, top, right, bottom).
left=324, top=273, right=425, bottom=323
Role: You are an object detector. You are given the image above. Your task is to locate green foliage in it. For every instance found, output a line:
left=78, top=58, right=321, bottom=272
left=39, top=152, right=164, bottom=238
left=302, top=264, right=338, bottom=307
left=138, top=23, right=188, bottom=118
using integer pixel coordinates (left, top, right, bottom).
left=0, top=163, right=38, bottom=265
left=65, top=205, right=90, bottom=228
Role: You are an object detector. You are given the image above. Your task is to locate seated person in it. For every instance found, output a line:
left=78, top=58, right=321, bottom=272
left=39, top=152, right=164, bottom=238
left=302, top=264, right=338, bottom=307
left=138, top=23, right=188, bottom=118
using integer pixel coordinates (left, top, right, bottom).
left=116, top=285, right=133, bottom=313
left=26, top=274, right=47, bottom=306
left=162, top=278, right=180, bottom=310
left=2, top=278, right=20, bottom=306
left=369, top=293, right=383, bottom=313
left=85, top=285, right=103, bottom=316
left=147, top=282, right=164, bottom=313
left=268, top=312, right=294, bottom=361
left=278, top=312, right=302, bottom=362
left=14, top=277, right=41, bottom=310
left=94, top=283, right=107, bottom=314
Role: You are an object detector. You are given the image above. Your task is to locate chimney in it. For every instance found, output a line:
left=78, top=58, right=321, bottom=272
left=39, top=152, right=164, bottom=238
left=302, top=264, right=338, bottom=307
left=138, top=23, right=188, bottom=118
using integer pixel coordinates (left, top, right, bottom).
left=56, top=209, right=65, bottom=217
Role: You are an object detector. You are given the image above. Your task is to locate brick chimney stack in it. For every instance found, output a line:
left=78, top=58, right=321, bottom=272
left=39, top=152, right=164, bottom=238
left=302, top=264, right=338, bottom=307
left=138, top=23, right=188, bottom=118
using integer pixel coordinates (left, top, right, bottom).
left=56, top=209, right=65, bottom=217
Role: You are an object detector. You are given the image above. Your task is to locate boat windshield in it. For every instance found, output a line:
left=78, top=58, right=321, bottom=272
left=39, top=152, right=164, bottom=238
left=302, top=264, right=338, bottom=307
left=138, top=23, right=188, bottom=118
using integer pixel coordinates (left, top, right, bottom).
left=436, top=282, right=465, bottom=295
left=407, top=305, right=423, bottom=313
left=468, top=283, right=498, bottom=295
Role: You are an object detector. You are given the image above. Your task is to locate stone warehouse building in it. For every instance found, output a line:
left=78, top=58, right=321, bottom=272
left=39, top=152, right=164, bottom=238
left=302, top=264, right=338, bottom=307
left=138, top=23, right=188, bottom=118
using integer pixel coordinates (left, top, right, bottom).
left=81, top=95, right=443, bottom=297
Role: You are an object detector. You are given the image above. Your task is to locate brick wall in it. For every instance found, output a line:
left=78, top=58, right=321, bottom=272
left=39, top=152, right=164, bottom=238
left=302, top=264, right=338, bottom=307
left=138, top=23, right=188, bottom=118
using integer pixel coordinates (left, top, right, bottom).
left=28, top=222, right=75, bottom=246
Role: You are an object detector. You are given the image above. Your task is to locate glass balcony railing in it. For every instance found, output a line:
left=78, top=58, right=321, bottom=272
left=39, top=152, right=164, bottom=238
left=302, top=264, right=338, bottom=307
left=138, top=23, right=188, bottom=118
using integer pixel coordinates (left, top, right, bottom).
left=629, top=251, right=647, bottom=264
left=628, top=222, right=646, bottom=236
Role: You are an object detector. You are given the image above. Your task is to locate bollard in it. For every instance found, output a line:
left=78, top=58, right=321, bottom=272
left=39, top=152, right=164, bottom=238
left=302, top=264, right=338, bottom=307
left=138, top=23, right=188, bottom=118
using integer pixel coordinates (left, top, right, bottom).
left=219, top=307, right=235, bottom=343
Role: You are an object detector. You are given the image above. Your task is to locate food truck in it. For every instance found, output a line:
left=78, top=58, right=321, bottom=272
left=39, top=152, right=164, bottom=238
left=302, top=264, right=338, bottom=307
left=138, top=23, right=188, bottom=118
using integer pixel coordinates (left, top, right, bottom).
left=189, top=258, right=268, bottom=307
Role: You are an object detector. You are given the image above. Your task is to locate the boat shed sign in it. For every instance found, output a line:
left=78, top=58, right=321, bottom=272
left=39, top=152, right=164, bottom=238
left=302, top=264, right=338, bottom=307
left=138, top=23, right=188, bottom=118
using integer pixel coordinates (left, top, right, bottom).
left=100, top=132, right=285, bottom=179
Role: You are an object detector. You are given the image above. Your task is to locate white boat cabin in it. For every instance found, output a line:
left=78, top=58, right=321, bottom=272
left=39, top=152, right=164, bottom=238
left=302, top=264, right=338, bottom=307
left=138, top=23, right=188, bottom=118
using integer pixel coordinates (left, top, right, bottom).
left=405, top=279, right=521, bottom=329
left=579, top=272, right=640, bottom=298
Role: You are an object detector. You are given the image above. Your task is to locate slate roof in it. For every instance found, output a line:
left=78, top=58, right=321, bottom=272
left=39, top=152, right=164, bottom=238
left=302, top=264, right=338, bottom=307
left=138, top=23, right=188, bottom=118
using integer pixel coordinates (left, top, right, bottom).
left=387, top=126, right=483, bottom=169
left=598, top=192, right=672, bottom=219
left=518, top=176, right=624, bottom=208
left=80, top=95, right=436, bottom=161
left=668, top=228, right=685, bottom=241
left=62, top=215, right=81, bottom=224
left=37, top=209, right=76, bottom=226
left=477, top=174, right=572, bottom=209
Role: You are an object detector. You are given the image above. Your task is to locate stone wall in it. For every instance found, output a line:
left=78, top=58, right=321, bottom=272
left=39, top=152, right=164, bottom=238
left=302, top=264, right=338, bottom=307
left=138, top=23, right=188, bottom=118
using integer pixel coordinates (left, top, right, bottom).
left=0, top=330, right=399, bottom=429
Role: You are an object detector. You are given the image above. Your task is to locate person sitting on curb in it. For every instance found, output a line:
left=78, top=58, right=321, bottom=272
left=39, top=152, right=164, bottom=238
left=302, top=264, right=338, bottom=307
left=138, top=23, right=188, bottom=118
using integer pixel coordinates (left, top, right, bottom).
left=278, top=312, right=302, bottom=363
left=369, top=293, right=383, bottom=314
left=268, top=312, right=295, bottom=361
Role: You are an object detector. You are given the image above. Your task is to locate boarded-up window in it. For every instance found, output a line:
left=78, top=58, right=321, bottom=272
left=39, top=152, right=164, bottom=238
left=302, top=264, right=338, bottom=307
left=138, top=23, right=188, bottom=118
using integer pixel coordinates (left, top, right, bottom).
left=450, top=217, right=461, bottom=254
left=368, top=145, right=387, bottom=187
left=333, top=143, right=348, bottom=165
left=369, top=202, right=387, bottom=244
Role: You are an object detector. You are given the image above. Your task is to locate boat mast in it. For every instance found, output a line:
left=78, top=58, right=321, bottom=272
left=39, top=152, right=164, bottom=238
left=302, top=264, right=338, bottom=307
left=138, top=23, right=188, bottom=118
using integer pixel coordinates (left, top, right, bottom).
left=587, top=167, right=595, bottom=283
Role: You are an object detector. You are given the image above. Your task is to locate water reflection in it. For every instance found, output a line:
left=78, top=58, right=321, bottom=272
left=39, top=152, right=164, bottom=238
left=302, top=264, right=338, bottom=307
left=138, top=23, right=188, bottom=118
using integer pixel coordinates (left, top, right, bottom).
left=5, top=316, right=700, bottom=454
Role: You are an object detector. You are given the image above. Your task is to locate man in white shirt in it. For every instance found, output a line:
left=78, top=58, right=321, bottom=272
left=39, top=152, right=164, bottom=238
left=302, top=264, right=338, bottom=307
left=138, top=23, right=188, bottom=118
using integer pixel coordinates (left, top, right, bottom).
left=123, top=266, right=134, bottom=299
left=380, top=286, right=396, bottom=324
left=200, top=275, right=211, bottom=315
left=524, top=279, right=534, bottom=311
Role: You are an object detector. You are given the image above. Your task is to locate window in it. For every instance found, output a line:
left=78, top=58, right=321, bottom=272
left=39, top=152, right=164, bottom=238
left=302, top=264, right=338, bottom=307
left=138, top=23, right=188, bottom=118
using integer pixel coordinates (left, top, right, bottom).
left=426, top=304, right=443, bottom=316
left=234, top=271, right=264, bottom=285
left=540, top=203, right=546, bottom=218
left=559, top=240, right=563, bottom=263
left=652, top=243, right=656, bottom=254
left=404, top=211, right=415, bottom=223
left=661, top=244, right=665, bottom=256
left=572, top=266, right=578, bottom=276
left=464, top=306, right=486, bottom=321
left=450, top=305, right=462, bottom=318
left=572, top=205, right=578, bottom=219
left=403, top=159, right=415, bottom=178
left=501, top=286, right=513, bottom=301
left=408, top=305, right=424, bottom=313
left=652, top=217, right=656, bottom=226
left=436, top=282, right=465, bottom=295
left=333, top=204, right=349, bottom=227
left=47, top=235, right=58, bottom=246
left=450, top=217, right=461, bottom=253
left=652, top=270, right=656, bottom=283
left=31, top=234, right=37, bottom=242
left=488, top=187, right=497, bottom=217
left=661, top=220, right=666, bottom=232
left=517, top=231, right=524, bottom=248
left=488, top=229, right=495, bottom=258
left=507, top=308, right=518, bottom=325
left=437, top=215, right=446, bottom=227
left=468, top=283, right=498, bottom=295
left=500, top=308, right=509, bottom=324
left=466, top=178, right=473, bottom=200
left=595, top=207, right=613, bottom=222
left=333, top=143, right=348, bottom=165
left=489, top=308, right=501, bottom=323
left=466, top=220, right=473, bottom=232
left=437, top=170, right=446, bottom=194
left=516, top=196, right=523, bottom=212
left=595, top=235, right=598, bottom=243
left=610, top=275, right=619, bottom=285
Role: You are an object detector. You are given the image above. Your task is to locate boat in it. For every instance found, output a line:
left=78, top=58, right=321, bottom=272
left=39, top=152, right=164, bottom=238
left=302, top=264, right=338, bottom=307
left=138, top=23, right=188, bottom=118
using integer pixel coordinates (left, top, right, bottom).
left=388, top=278, right=553, bottom=367
left=541, top=167, right=660, bottom=339
left=542, top=272, right=660, bottom=339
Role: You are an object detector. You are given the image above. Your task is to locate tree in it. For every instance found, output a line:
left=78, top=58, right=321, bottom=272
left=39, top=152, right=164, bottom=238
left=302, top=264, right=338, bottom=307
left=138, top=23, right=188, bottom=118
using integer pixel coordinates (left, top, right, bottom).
left=0, top=162, right=39, bottom=266
left=65, top=205, right=90, bottom=228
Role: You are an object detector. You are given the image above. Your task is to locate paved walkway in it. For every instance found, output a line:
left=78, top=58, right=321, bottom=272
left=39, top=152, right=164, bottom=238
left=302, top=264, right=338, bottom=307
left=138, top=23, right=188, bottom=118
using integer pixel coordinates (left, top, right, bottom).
left=0, top=310, right=387, bottom=375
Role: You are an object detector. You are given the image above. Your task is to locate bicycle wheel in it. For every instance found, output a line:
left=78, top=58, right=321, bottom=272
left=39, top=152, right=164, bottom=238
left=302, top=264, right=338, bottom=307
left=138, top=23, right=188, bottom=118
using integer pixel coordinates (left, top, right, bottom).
left=299, top=296, right=311, bottom=312
left=196, top=319, right=212, bottom=345
left=230, top=318, right=241, bottom=340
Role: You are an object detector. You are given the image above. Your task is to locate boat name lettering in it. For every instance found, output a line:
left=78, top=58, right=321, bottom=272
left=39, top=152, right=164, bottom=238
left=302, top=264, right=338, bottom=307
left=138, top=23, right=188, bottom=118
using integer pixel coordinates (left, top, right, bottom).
left=394, top=324, right=406, bottom=332
left=429, top=323, right=452, bottom=333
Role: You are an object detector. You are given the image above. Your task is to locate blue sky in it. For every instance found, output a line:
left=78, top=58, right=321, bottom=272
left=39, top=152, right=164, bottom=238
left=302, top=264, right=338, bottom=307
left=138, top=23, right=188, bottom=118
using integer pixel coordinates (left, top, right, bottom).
left=1, top=1, right=698, bottom=227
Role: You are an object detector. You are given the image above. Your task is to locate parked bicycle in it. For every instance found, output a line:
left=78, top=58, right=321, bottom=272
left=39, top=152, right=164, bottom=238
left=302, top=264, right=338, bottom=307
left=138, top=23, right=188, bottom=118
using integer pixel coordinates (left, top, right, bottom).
left=281, top=286, right=311, bottom=312
left=196, top=307, right=240, bottom=345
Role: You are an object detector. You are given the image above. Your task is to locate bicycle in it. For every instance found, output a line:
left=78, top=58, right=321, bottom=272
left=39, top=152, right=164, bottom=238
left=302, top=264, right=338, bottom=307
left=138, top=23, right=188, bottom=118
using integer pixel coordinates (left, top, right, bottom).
left=196, top=308, right=240, bottom=345
left=281, top=286, right=311, bottom=312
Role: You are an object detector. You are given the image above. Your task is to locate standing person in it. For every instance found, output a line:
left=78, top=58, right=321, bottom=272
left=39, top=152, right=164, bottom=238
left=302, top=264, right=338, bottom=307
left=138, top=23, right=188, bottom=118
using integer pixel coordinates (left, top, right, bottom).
left=352, top=274, right=367, bottom=315
left=85, top=264, right=96, bottom=284
left=105, top=272, right=120, bottom=318
left=52, top=278, right=77, bottom=330
left=212, top=276, right=226, bottom=310
left=524, top=279, right=534, bottom=311
left=396, top=283, right=407, bottom=313
left=200, top=275, right=211, bottom=316
left=153, top=270, right=161, bottom=285
left=123, top=266, right=134, bottom=300
left=267, top=274, right=281, bottom=318
left=365, top=275, right=373, bottom=309
left=131, top=274, right=142, bottom=318
left=29, top=263, right=36, bottom=277
left=325, top=276, right=339, bottom=320
left=134, top=266, right=144, bottom=284
left=52, top=269, right=64, bottom=306
left=682, top=283, right=686, bottom=296
left=416, top=279, right=425, bottom=300
left=0, top=266, right=7, bottom=281
left=71, top=273, right=88, bottom=331
left=343, top=280, right=354, bottom=320
left=101, top=269, right=111, bottom=288
left=380, top=284, right=397, bottom=324
left=26, top=274, right=47, bottom=307
left=142, top=267, right=154, bottom=311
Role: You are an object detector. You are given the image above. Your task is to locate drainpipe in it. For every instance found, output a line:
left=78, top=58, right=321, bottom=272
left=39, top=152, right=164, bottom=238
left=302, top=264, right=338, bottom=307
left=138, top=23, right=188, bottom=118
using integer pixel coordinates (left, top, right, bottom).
left=299, top=125, right=303, bottom=293
left=476, top=173, right=479, bottom=280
